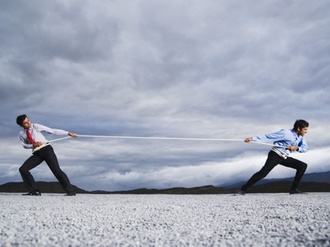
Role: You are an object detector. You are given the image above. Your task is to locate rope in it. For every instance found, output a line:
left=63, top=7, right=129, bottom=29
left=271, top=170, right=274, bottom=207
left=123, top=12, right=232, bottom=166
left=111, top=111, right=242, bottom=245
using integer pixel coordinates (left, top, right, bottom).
left=78, top=135, right=284, bottom=147
left=48, top=136, right=72, bottom=143
left=46, top=134, right=282, bottom=148
left=78, top=134, right=243, bottom=142
left=32, top=136, right=72, bottom=153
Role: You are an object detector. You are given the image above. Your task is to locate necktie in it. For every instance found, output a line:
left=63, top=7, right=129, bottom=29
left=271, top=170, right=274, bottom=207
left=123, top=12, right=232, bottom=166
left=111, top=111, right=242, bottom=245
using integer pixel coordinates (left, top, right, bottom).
left=26, top=129, right=35, bottom=144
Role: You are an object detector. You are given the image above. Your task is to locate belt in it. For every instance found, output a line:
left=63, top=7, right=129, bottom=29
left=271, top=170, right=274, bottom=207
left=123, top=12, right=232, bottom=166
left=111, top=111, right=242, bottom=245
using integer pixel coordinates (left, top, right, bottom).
left=32, top=143, right=50, bottom=153
left=271, top=148, right=288, bottom=159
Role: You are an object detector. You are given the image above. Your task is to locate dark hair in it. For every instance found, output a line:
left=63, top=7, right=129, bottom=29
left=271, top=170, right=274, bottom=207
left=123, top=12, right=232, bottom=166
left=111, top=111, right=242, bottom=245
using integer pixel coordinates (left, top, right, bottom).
left=16, top=114, right=28, bottom=126
left=293, top=119, right=309, bottom=131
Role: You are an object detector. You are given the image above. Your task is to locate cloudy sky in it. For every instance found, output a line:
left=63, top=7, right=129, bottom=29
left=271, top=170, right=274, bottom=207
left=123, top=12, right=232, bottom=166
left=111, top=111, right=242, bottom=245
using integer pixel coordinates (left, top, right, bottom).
left=1, top=0, right=330, bottom=191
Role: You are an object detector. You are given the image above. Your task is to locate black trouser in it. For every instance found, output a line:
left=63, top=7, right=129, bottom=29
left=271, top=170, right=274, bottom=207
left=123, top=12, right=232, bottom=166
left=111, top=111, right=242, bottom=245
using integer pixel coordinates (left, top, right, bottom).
left=19, top=145, right=75, bottom=193
left=241, top=150, right=307, bottom=192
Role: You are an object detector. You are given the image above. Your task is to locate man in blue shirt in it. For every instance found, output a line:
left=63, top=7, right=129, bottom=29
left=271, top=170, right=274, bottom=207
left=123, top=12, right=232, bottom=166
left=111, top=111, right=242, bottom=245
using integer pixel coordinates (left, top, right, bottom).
left=238, top=119, right=309, bottom=195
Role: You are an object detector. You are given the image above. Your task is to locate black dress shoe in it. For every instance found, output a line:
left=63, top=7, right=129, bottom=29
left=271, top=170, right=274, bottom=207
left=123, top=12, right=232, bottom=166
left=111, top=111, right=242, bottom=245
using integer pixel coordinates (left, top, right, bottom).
left=236, top=190, right=246, bottom=195
left=22, top=190, right=41, bottom=196
left=64, top=192, right=76, bottom=196
left=289, top=189, right=306, bottom=194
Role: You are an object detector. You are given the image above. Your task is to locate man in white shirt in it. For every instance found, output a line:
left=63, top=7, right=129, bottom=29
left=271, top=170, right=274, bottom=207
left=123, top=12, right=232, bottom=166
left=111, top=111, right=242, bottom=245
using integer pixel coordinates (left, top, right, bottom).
left=16, top=114, right=77, bottom=196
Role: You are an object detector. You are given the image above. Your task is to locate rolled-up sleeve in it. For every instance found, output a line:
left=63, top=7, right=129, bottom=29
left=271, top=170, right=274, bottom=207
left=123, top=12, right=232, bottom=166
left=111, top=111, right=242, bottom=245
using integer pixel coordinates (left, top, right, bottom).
left=19, top=132, right=33, bottom=149
left=297, top=138, right=308, bottom=153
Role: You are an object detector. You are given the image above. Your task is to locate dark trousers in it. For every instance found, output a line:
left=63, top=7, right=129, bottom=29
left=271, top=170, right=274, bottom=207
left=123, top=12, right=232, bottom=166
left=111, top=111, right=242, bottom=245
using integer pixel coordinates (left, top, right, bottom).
left=19, top=145, right=75, bottom=193
left=241, top=150, right=307, bottom=192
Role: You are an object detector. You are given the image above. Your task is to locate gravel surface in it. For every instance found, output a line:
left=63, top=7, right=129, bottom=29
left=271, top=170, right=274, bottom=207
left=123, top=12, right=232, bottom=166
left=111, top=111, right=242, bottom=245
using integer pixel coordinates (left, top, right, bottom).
left=1, top=193, right=329, bottom=246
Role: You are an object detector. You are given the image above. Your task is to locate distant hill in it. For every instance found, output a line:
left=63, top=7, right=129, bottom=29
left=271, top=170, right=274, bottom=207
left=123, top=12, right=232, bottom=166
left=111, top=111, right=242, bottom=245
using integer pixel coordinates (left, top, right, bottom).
left=97, top=170, right=330, bottom=194
left=301, top=171, right=330, bottom=183
left=99, top=185, right=236, bottom=194
left=100, top=182, right=330, bottom=194
left=1, top=170, right=330, bottom=194
left=247, top=181, right=330, bottom=193
left=222, top=171, right=330, bottom=188
left=0, top=181, right=89, bottom=194
left=1, top=181, right=329, bottom=194
left=91, top=182, right=330, bottom=194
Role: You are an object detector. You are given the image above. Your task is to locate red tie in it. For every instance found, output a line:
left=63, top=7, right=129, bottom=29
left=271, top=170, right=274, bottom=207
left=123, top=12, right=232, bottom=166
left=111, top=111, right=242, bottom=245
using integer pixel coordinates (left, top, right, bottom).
left=26, top=129, right=35, bottom=144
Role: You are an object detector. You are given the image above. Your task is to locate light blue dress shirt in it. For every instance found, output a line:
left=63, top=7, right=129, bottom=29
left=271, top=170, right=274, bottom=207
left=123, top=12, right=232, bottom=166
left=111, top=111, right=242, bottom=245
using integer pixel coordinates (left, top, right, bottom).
left=251, top=129, right=308, bottom=156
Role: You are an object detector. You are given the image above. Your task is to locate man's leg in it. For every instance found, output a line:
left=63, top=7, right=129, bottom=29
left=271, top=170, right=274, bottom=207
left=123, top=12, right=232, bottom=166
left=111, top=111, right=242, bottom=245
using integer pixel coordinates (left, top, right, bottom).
left=241, top=151, right=283, bottom=192
left=40, top=146, right=75, bottom=194
left=280, top=157, right=307, bottom=191
left=19, top=155, right=43, bottom=192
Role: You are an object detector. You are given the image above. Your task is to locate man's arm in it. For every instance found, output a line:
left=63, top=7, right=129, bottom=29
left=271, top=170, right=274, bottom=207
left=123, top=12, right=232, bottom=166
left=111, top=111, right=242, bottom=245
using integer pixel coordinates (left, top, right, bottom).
left=244, top=129, right=286, bottom=143
left=36, top=124, right=77, bottom=138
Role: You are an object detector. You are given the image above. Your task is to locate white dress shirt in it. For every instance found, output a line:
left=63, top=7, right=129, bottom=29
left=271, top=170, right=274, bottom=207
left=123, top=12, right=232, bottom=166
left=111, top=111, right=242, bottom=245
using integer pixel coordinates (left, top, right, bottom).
left=19, top=123, right=69, bottom=149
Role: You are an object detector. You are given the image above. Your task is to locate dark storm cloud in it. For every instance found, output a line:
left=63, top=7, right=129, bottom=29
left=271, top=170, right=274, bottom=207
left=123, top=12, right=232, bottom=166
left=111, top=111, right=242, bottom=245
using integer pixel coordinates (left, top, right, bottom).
left=1, top=0, right=330, bottom=190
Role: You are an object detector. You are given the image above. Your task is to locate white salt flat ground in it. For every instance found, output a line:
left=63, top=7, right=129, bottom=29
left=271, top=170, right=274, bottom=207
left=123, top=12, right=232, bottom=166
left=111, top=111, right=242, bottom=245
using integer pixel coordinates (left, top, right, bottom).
left=0, top=193, right=329, bottom=247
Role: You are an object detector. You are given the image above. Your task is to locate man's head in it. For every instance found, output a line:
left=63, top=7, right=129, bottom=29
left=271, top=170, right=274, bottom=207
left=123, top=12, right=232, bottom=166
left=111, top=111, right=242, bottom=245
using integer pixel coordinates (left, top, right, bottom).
left=293, top=119, right=309, bottom=136
left=16, top=114, right=31, bottom=129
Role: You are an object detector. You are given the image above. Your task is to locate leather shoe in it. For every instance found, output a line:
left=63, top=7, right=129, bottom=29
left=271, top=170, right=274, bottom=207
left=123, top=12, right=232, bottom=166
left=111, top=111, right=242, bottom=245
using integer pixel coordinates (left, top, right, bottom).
left=64, top=192, right=76, bottom=196
left=236, top=190, right=246, bottom=195
left=289, top=189, right=306, bottom=194
left=22, top=190, right=41, bottom=196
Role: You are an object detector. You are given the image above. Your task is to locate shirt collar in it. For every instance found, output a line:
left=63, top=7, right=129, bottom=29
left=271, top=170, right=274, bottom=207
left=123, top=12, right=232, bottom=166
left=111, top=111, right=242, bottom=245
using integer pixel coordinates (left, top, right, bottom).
left=291, top=128, right=299, bottom=138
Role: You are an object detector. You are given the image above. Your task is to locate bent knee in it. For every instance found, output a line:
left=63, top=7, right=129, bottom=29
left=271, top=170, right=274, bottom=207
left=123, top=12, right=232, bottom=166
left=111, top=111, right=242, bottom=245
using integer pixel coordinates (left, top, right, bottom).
left=19, top=166, right=29, bottom=174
